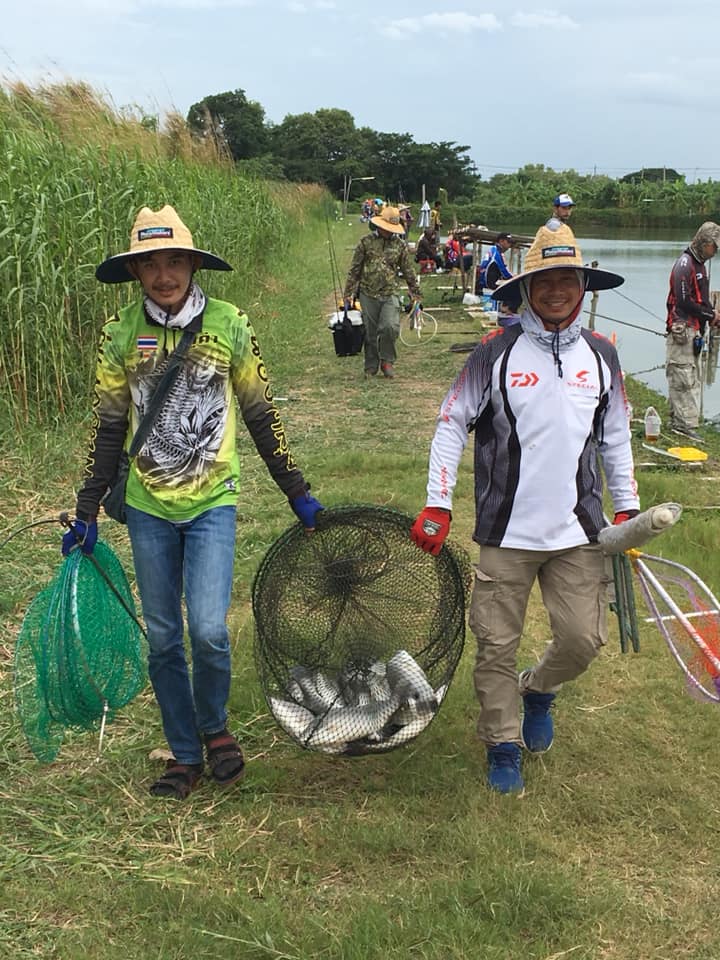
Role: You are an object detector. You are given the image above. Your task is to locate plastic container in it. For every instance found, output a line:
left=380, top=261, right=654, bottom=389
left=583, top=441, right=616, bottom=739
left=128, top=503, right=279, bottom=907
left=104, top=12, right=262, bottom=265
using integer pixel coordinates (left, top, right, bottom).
left=644, top=406, right=661, bottom=442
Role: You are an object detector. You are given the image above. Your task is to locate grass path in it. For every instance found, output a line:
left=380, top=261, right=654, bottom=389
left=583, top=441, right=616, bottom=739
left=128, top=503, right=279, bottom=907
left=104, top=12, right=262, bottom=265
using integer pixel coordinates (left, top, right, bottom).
left=2, top=214, right=720, bottom=959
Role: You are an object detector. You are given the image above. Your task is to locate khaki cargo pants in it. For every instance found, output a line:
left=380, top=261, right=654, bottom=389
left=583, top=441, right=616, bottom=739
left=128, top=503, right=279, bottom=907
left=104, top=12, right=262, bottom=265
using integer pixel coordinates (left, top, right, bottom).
left=468, top=543, right=612, bottom=745
left=666, top=327, right=701, bottom=430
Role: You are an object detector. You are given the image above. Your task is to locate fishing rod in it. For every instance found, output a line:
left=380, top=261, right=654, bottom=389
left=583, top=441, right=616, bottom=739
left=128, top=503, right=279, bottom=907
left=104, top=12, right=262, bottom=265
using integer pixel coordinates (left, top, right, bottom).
left=611, top=288, right=665, bottom=323
left=325, top=217, right=345, bottom=310
left=582, top=309, right=665, bottom=336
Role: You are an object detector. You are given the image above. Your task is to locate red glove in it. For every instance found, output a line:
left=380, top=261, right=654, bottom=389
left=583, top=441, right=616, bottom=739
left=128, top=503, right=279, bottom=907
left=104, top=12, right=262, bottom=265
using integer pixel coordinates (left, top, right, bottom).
left=410, top=507, right=451, bottom=556
left=613, top=509, right=640, bottom=525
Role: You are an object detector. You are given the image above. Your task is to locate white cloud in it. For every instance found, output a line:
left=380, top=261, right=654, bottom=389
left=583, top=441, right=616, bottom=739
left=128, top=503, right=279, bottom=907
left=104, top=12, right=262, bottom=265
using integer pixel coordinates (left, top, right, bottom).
left=510, top=10, right=579, bottom=30
left=381, top=12, right=501, bottom=39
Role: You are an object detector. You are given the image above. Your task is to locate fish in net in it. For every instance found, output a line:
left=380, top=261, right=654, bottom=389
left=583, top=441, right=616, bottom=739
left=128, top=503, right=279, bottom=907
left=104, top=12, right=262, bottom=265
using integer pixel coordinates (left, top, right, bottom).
left=14, top=540, right=146, bottom=762
left=252, top=505, right=472, bottom=755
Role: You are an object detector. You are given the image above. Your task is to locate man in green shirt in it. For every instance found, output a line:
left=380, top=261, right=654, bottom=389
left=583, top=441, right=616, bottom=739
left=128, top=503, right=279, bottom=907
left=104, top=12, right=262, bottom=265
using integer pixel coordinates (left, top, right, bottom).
left=344, top=205, right=422, bottom=379
left=62, top=205, right=324, bottom=799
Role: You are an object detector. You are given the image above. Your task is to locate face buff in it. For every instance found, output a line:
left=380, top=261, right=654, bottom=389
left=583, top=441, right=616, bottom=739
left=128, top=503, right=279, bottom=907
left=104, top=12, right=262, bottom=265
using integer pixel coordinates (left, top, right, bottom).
left=144, top=281, right=206, bottom=329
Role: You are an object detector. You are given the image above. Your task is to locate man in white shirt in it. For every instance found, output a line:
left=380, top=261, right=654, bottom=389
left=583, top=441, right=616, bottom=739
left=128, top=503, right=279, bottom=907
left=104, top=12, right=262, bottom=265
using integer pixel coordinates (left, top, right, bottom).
left=410, top=224, right=639, bottom=794
left=546, top=193, right=575, bottom=231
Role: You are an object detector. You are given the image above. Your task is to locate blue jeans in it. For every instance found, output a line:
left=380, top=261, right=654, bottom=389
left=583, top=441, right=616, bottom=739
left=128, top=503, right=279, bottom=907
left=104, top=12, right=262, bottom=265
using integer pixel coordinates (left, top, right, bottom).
left=126, top=505, right=236, bottom=764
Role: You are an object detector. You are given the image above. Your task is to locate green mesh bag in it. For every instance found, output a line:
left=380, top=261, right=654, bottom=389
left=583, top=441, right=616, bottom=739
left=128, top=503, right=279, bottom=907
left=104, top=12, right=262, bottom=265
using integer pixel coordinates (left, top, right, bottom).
left=14, top=540, right=146, bottom=763
left=252, top=505, right=472, bottom=756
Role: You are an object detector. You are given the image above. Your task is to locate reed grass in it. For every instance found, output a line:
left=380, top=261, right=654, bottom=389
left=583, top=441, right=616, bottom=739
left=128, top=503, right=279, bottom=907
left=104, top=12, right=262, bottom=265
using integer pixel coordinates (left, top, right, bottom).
left=0, top=82, right=307, bottom=426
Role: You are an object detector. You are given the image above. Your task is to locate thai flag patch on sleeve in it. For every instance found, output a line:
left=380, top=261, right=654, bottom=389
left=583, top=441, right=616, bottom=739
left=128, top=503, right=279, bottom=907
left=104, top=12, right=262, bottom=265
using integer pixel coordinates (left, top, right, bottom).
left=137, top=336, right=158, bottom=352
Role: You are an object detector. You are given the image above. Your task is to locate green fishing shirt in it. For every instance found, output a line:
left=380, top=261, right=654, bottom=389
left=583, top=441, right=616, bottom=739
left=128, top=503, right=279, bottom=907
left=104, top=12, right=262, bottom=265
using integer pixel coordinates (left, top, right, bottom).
left=76, top=297, right=306, bottom=522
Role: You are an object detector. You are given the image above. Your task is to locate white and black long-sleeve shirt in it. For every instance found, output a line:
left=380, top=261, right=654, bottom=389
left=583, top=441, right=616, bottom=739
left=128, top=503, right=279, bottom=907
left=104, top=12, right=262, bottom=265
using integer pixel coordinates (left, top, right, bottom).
left=426, top=314, right=639, bottom=550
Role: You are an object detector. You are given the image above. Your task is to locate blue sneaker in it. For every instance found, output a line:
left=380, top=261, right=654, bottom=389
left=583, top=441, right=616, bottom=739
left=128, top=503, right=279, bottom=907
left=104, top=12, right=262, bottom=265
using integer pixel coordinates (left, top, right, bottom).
left=486, top=742, right=524, bottom=794
left=522, top=689, right=555, bottom=753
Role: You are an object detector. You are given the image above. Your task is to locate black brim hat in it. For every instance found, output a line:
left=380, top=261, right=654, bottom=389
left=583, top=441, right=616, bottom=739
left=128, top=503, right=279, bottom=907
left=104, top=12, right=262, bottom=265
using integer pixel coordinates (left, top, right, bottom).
left=96, top=205, right=233, bottom=283
left=491, top=224, right=623, bottom=301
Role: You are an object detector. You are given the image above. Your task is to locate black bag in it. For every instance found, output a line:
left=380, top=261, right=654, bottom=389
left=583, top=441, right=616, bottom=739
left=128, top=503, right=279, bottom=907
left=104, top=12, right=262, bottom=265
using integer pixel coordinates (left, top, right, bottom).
left=103, top=451, right=130, bottom=524
left=332, top=310, right=365, bottom=357
left=100, top=329, right=196, bottom=524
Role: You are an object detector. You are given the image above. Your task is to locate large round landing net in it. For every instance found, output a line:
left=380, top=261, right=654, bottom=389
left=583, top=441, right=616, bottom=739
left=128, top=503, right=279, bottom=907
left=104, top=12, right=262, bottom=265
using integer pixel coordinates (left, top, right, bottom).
left=14, top=541, right=146, bottom=763
left=252, top=505, right=471, bottom=756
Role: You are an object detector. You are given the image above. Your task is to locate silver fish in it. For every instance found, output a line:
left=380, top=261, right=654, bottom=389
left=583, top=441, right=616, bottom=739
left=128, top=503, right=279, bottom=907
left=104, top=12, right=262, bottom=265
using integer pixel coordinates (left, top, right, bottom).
left=284, top=678, right=305, bottom=702
left=434, top=682, right=449, bottom=705
left=303, top=680, right=414, bottom=748
left=312, top=670, right=342, bottom=710
left=289, top=665, right=333, bottom=716
left=367, top=661, right=392, bottom=702
left=337, top=666, right=372, bottom=708
left=386, top=650, right=435, bottom=702
left=389, top=689, right=438, bottom=726
left=269, top=696, right=316, bottom=738
left=363, top=712, right=436, bottom=751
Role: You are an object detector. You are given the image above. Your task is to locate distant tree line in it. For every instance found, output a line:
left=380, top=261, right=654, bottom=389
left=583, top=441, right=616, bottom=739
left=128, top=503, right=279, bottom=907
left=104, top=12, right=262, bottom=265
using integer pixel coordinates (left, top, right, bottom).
left=186, top=91, right=720, bottom=225
left=186, top=89, right=477, bottom=203
left=461, top=164, right=720, bottom=229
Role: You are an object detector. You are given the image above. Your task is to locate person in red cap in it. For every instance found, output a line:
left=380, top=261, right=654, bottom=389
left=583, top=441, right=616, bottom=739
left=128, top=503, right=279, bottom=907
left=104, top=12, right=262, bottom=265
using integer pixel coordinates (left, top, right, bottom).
left=410, top=224, right=639, bottom=795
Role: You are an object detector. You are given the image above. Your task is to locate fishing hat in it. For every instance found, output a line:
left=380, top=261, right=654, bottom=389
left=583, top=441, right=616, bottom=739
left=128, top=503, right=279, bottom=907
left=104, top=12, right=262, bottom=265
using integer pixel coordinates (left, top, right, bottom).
left=496, top=232, right=512, bottom=243
left=370, top=205, right=406, bottom=235
left=491, top=223, right=624, bottom=301
left=96, top=205, right=233, bottom=283
left=553, top=193, right=575, bottom=207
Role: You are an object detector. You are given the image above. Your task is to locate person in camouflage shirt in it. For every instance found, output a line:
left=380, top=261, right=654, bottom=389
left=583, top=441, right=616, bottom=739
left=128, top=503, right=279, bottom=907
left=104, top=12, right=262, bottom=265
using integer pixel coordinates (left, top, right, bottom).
left=61, top=205, right=324, bottom=800
left=343, top=205, right=422, bottom=379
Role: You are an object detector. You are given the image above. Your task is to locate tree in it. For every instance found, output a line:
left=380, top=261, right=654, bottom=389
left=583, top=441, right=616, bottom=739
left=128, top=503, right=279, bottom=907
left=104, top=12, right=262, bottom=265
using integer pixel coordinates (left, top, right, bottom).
left=187, top=89, right=269, bottom=161
left=620, top=167, right=683, bottom=184
left=271, top=108, right=361, bottom=188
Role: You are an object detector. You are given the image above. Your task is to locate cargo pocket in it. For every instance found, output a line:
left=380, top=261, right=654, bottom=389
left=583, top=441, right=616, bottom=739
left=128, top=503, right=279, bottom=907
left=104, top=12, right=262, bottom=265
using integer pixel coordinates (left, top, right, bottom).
left=468, top=565, right=497, bottom=639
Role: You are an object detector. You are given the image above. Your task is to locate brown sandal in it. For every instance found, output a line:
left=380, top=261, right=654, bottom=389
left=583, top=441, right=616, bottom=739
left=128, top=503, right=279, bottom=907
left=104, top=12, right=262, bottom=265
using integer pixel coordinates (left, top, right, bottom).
left=204, top=730, right=245, bottom=787
left=149, top=761, right=204, bottom=800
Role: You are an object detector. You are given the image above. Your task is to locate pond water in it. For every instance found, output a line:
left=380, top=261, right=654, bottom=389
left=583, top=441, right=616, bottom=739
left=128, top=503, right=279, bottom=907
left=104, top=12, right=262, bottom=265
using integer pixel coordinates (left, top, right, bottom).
left=513, top=226, right=720, bottom=420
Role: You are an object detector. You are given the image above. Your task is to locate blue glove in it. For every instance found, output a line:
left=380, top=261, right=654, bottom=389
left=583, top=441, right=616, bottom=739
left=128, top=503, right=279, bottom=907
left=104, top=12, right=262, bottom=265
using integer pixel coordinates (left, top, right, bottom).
left=61, top=519, right=98, bottom=556
left=290, top=492, right=324, bottom=531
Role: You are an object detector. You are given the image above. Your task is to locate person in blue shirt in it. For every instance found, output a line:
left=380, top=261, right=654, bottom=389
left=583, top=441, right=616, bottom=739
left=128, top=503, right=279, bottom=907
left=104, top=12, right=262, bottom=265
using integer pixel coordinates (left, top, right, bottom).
left=476, top=233, right=513, bottom=293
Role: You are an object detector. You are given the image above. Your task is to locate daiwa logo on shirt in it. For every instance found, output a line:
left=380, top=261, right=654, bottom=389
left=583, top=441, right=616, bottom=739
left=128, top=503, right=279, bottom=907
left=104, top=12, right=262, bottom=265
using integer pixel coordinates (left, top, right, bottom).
left=138, top=226, right=173, bottom=241
left=509, top=371, right=539, bottom=387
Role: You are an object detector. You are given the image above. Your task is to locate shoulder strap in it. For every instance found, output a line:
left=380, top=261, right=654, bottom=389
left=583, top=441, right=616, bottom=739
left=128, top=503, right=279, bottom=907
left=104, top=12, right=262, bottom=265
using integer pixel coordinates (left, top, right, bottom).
left=128, top=328, right=195, bottom=457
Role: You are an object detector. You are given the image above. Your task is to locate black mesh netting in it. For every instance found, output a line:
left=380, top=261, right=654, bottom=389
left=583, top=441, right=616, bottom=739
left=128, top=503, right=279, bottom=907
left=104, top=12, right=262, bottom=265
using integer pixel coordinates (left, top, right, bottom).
left=252, top=505, right=472, bottom=755
left=14, top=541, right=146, bottom=763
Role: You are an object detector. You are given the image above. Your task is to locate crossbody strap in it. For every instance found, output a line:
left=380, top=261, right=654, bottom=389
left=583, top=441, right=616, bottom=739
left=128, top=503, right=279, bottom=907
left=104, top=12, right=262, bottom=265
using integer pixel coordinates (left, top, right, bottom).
left=128, top=328, right=195, bottom=458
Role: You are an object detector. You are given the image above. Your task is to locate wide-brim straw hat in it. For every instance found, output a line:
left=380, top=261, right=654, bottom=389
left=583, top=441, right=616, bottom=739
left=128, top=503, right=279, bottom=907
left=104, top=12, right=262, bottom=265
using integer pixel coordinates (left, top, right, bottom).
left=491, top=223, right=623, bottom=301
left=96, top=205, right=233, bottom=283
left=370, top=205, right=405, bottom=235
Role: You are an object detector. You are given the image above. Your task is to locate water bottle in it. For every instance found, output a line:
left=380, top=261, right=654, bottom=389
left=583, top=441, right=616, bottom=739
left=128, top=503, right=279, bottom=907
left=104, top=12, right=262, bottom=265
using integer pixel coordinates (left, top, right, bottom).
left=644, top=406, right=661, bottom=442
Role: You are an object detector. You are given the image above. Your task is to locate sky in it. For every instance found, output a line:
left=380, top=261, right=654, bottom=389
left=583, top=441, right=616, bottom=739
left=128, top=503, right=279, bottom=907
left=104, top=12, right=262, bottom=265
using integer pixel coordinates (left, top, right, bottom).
left=3, top=0, right=720, bottom=183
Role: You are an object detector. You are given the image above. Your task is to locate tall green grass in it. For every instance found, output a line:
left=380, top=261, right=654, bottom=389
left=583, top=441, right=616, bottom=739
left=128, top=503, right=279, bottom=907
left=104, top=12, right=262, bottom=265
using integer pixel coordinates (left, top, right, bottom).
left=0, top=82, right=326, bottom=426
